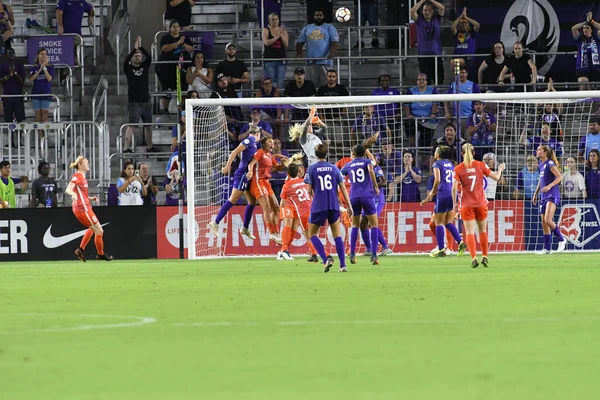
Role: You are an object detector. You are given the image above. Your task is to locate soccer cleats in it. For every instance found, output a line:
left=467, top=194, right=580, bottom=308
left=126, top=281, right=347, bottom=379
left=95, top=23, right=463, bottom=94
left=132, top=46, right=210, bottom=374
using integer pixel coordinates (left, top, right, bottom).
left=556, top=240, right=567, bottom=253
left=240, top=227, right=256, bottom=240
left=323, top=257, right=334, bottom=273
left=349, top=253, right=357, bottom=264
left=208, top=221, right=219, bottom=237
left=307, top=254, right=319, bottom=263
left=535, top=249, right=552, bottom=255
left=379, top=248, right=393, bottom=257
left=96, top=254, right=114, bottom=261
left=277, top=251, right=294, bottom=260
left=457, top=241, right=468, bottom=256
left=481, top=257, right=489, bottom=268
left=270, top=233, right=282, bottom=245
left=75, top=247, right=86, bottom=263
left=471, top=258, right=479, bottom=268
left=430, top=248, right=446, bottom=258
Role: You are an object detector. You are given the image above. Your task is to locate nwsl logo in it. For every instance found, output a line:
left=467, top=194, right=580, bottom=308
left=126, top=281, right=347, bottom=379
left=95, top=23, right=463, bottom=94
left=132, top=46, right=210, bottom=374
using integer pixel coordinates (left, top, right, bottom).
left=500, top=0, right=560, bottom=76
left=558, top=204, right=600, bottom=248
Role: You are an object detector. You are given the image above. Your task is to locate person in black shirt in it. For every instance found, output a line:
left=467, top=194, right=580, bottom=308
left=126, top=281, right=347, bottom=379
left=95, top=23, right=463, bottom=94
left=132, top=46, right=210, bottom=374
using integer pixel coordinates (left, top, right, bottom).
left=211, top=73, right=244, bottom=145
left=284, top=67, right=316, bottom=122
left=215, top=43, right=249, bottom=95
left=123, top=36, right=155, bottom=153
left=430, top=122, right=466, bottom=168
left=316, top=69, right=349, bottom=154
left=477, top=41, right=506, bottom=92
left=138, top=163, right=158, bottom=206
left=498, top=41, right=537, bottom=92
left=30, top=161, right=57, bottom=208
left=164, top=0, right=194, bottom=30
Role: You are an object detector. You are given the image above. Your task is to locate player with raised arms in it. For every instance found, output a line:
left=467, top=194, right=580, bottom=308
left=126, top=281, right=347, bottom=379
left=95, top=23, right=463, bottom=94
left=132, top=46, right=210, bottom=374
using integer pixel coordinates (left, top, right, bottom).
left=422, top=145, right=467, bottom=258
left=289, top=107, right=327, bottom=166
left=208, top=129, right=260, bottom=239
left=341, top=143, right=381, bottom=265
left=532, top=144, right=567, bottom=254
left=65, top=156, right=113, bottom=262
left=453, top=143, right=505, bottom=267
left=246, top=137, right=287, bottom=244
left=305, top=144, right=353, bottom=272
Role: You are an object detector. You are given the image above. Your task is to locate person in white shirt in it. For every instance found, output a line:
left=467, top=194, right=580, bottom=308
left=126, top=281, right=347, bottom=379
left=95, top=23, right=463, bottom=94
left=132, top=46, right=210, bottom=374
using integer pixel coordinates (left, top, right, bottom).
left=562, top=156, right=587, bottom=199
left=117, top=161, right=146, bottom=206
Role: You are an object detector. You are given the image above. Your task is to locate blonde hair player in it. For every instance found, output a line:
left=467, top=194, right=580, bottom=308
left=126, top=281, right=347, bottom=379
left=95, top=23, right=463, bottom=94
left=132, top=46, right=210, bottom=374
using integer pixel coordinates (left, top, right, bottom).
left=289, top=107, right=327, bottom=166
left=65, top=156, right=113, bottom=261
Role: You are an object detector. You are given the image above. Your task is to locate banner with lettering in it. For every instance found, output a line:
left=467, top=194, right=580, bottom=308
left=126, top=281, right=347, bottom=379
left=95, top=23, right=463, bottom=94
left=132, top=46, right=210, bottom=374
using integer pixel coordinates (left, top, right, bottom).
left=182, top=31, right=214, bottom=60
left=27, top=35, right=75, bottom=66
left=156, top=202, right=526, bottom=259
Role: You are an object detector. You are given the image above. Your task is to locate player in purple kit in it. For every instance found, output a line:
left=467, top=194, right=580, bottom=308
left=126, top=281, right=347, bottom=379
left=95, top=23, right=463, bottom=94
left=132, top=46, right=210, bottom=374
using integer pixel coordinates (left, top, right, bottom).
left=305, top=144, right=353, bottom=273
left=532, top=145, right=567, bottom=254
left=341, top=144, right=381, bottom=265
left=208, top=130, right=260, bottom=239
left=421, top=145, right=467, bottom=258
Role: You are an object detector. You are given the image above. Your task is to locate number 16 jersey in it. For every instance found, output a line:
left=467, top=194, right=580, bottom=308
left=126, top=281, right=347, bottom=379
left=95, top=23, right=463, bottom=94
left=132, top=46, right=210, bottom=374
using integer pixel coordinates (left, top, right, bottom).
left=305, top=161, right=344, bottom=213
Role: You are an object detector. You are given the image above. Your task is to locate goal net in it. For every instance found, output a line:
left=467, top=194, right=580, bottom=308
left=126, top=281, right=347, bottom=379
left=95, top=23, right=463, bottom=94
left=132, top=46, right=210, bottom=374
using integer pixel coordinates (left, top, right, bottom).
left=185, top=91, right=600, bottom=259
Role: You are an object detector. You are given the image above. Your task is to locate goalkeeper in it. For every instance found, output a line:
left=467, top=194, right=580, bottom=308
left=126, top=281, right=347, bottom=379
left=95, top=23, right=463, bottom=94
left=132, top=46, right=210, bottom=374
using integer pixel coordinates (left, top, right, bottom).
left=289, top=107, right=328, bottom=166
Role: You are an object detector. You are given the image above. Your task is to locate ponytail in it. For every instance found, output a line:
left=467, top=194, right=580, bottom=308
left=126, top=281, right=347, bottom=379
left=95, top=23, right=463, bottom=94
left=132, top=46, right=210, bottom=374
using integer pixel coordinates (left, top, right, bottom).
left=462, top=143, right=474, bottom=167
left=69, top=155, right=84, bottom=170
left=541, top=145, right=560, bottom=169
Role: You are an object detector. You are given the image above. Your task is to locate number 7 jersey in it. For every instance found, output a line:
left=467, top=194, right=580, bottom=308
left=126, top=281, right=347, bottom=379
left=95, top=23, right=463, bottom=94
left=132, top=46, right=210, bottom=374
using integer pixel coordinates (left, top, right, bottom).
left=454, top=160, right=492, bottom=207
left=304, top=161, right=344, bottom=213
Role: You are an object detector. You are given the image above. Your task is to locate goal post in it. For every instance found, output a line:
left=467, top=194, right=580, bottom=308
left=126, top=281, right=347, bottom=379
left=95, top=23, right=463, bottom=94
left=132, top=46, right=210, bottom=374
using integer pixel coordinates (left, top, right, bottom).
left=185, top=91, right=600, bottom=260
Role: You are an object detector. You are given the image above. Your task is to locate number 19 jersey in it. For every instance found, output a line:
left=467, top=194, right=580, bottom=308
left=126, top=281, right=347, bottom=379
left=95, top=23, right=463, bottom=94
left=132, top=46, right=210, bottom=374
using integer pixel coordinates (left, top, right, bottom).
left=304, top=161, right=343, bottom=213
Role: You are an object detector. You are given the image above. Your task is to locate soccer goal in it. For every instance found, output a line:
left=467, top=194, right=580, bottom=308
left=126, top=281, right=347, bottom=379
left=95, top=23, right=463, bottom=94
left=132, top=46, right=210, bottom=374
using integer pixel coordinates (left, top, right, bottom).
left=185, top=90, right=600, bottom=259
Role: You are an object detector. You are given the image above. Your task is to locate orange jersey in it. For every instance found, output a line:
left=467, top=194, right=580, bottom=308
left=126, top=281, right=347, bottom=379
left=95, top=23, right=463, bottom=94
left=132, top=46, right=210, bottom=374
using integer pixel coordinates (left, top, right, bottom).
left=280, top=177, right=312, bottom=217
left=70, top=172, right=92, bottom=213
left=336, top=156, right=352, bottom=195
left=454, top=160, right=491, bottom=208
left=253, top=149, right=279, bottom=180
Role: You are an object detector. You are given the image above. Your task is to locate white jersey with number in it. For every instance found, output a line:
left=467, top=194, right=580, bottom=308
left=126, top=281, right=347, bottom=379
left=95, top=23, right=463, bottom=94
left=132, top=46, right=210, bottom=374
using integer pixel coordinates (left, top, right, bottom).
left=117, top=178, right=143, bottom=206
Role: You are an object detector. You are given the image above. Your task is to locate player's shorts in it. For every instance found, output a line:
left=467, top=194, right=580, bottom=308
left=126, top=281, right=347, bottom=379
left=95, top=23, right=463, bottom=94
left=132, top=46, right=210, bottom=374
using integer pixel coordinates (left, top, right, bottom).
left=280, top=205, right=298, bottom=220
left=309, top=210, right=340, bottom=227
left=460, top=205, right=488, bottom=221
left=435, top=195, right=454, bottom=214
left=298, top=212, right=310, bottom=231
left=232, top=169, right=250, bottom=191
left=340, top=209, right=352, bottom=227
left=352, top=196, right=377, bottom=217
left=73, top=209, right=99, bottom=227
left=540, top=197, right=559, bottom=215
left=249, top=178, right=273, bottom=199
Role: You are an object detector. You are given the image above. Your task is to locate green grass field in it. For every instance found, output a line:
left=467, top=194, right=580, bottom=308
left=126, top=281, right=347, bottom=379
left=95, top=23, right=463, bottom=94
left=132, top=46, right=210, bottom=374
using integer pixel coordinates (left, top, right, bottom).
left=1, top=254, right=599, bottom=399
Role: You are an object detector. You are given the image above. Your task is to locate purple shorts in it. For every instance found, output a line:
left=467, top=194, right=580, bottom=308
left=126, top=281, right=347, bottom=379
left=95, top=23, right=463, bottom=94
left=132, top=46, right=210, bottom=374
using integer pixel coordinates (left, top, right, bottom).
left=435, top=195, right=453, bottom=214
left=232, top=169, right=249, bottom=191
left=353, top=196, right=377, bottom=217
left=309, top=210, right=341, bottom=227
left=540, top=197, right=559, bottom=215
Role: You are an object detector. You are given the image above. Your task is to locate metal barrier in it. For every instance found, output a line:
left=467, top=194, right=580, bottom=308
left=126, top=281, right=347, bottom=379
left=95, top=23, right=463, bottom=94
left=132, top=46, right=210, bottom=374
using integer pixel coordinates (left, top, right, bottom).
left=112, top=122, right=177, bottom=172
left=92, top=75, right=108, bottom=123
left=115, top=12, right=132, bottom=96
left=63, top=121, right=110, bottom=186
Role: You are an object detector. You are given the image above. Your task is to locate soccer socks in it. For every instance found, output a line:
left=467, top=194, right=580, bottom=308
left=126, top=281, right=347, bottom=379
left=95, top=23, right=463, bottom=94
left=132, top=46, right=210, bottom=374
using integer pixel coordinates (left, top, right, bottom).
left=544, top=234, right=552, bottom=251
left=281, top=225, right=294, bottom=251
left=552, top=226, right=565, bottom=241
left=94, top=233, right=105, bottom=256
left=215, top=200, right=234, bottom=224
left=80, top=228, right=93, bottom=250
left=310, top=236, right=328, bottom=264
left=435, top=225, right=445, bottom=251
left=446, top=229, right=456, bottom=251
left=243, top=204, right=255, bottom=229
left=429, top=219, right=436, bottom=236
left=370, top=227, right=378, bottom=255
left=360, top=228, right=371, bottom=251
left=307, top=240, right=317, bottom=256
left=377, top=228, right=389, bottom=249
left=479, top=232, right=489, bottom=257
left=350, top=227, right=359, bottom=254
left=466, top=234, right=477, bottom=259
left=334, top=236, right=346, bottom=268
left=445, top=223, right=462, bottom=245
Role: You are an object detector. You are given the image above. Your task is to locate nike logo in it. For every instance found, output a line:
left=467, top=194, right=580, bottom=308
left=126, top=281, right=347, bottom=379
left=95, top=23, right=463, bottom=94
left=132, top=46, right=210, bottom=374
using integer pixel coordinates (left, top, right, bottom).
left=43, top=223, right=110, bottom=249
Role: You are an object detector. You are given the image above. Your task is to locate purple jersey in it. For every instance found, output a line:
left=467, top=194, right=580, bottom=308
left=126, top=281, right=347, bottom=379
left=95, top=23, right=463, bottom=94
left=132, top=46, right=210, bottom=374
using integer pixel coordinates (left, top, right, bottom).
left=585, top=168, right=600, bottom=199
left=305, top=161, right=343, bottom=213
left=341, top=158, right=376, bottom=199
left=432, top=159, right=454, bottom=198
left=236, top=136, right=257, bottom=173
left=539, top=159, right=560, bottom=201
left=527, top=136, right=563, bottom=157
left=374, top=165, right=386, bottom=204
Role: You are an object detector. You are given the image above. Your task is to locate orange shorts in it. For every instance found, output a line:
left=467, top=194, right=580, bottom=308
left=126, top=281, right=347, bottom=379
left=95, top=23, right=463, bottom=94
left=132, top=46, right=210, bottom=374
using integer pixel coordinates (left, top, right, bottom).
left=74, top=209, right=99, bottom=227
left=249, top=178, right=273, bottom=199
left=460, top=205, right=488, bottom=221
left=280, top=205, right=298, bottom=220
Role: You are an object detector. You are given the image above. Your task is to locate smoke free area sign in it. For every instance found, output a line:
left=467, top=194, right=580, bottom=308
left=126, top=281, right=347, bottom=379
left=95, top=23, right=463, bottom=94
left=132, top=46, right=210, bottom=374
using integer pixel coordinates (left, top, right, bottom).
left=27, top=36, right=75, bottom=66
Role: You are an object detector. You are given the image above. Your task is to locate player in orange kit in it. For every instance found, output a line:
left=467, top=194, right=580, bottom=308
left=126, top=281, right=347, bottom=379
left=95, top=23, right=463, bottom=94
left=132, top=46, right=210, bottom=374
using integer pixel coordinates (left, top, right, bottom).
left=65, top=156, right=113, bottom=262
left=453, top=143, right=505, bottom=268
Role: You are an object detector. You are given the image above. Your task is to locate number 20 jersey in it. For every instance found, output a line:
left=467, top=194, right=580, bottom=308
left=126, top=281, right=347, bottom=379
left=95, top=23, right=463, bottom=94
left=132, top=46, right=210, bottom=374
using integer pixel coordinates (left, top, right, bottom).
left=304, top=161, right=344, bottom=213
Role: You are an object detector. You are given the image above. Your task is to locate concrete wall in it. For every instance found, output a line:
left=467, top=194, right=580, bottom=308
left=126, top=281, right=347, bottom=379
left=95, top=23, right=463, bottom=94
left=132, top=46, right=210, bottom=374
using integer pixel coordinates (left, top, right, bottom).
left=128, top=0, right=165, bottom=50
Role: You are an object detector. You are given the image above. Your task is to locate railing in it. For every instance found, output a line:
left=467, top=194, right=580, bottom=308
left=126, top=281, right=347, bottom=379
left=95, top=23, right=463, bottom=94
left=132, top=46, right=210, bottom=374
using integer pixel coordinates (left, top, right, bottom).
left=63, top=122, right=110, bottom=186
left=92, top=75, right=108, bottom=123
left=115, top=12, right=131, bottom=96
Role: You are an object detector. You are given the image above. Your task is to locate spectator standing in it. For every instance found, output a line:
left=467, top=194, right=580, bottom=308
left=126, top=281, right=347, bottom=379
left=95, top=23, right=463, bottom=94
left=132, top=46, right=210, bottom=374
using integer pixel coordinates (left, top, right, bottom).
left=56, top=0, right=93, bottom=65
left=451, top=7, right=479, bottom=79
left=123, top=37, right=155, bottom=153
left=562, top=157, right=586, bottom=200
left=283, top=67, right=316, bottom=122
left=0, top=0, right=14, bottom=54
left=572, top=12, right=600, bottom=90
left=585, top=149, right=600, bottom=199
left=403, top=73, right=438, bottom=150
left=116, top=161, right=146, bottom=206
left=538, top=96, right=563, bottom=141
left=257, top=0, right=282, bottom=29
left=164, top=0, right=194, bottom=31
left=0, top=48, right=26, bottom=127
left=514, top=155, right=540, bottom=200
left=379, top=138, right=403, bottom=188
left=482, top=153, right=509, bottom=200
left=211, top=73, right=244, bottom=143
left=171, top=110, right=187, bottom=151
left=444, top=66, right=481, bottom=122
left=296, top=8, right=339, bottom=88
left=466, top=100, right=496, bottom=159
left=0, top=160, right=15, bottom=208
left=186, top=51, right=212, bottom=98
left=410, top=0, right=445, bottom=85
left=262, top=12, right=288, bottom=90
left=138, top=163, right=158, bottom=206
left=350, top=104, right=390, bottom=146
left=478, top=41, right=507, bottom=92
left=430, top=123, right=466, bottom=167
left=354, top=0, right=379, bottom=49
left=215, top=43, right=249, bottom=96
left=157, top=20, right=193, bottom=114
left=317, top=69, right=349, bottom=150
left=30, top=161, right=57, bottom=208
left=29, top=48, right=53, bottom=151
left=239, top=107, right=273, bottom=141
left=372, top=74, right=401, bottom=139
left=498, top=41, right=537, bottom=92
left=578, top=118, right=600, bottom=163
left=24, top=0, right=42, bottom=28
left=520, top=122, right=563, bottom=159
